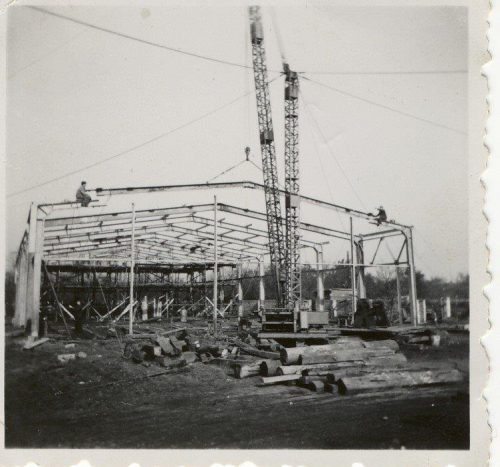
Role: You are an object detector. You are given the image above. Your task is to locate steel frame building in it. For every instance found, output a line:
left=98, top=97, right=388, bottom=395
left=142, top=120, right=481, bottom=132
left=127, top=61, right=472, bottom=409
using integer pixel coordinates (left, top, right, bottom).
left=12, top=180, right=419, bottom=338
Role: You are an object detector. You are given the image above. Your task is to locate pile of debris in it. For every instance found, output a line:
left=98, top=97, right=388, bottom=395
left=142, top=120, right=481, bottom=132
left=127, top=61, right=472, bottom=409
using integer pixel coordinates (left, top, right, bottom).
left=221, top=336, right=463, bottom=396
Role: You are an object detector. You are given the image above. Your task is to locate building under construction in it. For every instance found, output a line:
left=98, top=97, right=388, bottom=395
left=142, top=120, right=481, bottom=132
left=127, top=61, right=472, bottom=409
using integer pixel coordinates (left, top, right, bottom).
left=11, top=6, right=420, bottom=340
left=5, top=5, right=470, bottom=452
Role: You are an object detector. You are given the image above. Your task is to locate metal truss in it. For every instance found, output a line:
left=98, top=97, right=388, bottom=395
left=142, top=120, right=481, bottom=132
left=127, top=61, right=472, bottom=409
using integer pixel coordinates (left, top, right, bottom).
left=249, top=5, right=285, bottom=305
left=283, top=65, right=301, bottom=309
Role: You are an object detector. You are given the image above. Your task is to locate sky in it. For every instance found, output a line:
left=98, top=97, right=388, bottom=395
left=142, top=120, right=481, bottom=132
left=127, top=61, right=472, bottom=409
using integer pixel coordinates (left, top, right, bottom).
left=5, top=5, right=468, bottom=279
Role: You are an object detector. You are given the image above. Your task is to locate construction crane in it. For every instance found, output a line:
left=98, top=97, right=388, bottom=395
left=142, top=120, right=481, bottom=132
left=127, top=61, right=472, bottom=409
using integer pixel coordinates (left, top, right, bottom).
left=249, top=5, right=286, bottom=307
left=283, top=63, right=300, bottom=309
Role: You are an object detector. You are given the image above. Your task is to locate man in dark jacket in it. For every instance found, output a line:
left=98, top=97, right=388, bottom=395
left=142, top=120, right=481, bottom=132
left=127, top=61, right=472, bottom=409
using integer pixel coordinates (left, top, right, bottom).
left=371, top=206, right=387, bottom=226
left=76, top=181, right=92, bottom=207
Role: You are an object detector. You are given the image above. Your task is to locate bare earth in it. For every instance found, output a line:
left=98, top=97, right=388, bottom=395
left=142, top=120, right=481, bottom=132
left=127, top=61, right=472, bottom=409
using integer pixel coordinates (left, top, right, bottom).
left=5, top=327, right=469, bottom=449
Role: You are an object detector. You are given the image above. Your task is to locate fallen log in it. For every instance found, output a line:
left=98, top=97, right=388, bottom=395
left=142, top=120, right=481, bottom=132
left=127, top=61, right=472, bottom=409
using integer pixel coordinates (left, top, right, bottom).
left=362, top=339, right=400, bottom=351
left=259, top=374, right=302, bottom=386
left=307, top=380, right=325, bottom=393
left=324, top=382, right=338, bottom=394
left=303, top=354, right=409, bottom=376
left=232, top=339, right=280, bottom=360
left=234, top=361, right=263, bottom=379
left=260, top=359, right=281, bottom=376
left=280, top=342, right=365, bottom=365
left=330, top=362, right=457, bottom=382
left=299, top=348, right=395, bottom=365
left=337, top=368, right=463, bottom=395
left=278, top=361, right=366, bottom=376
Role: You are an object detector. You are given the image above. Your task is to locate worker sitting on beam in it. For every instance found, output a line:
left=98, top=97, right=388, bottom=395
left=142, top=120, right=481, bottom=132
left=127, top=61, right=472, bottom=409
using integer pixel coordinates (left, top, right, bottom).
left=369, top=206, right=387, bottom=226
left=76, top=181, right=92, bottom=207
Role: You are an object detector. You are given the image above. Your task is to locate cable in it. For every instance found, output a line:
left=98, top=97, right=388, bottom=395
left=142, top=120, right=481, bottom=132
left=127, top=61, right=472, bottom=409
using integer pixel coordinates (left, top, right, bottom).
left=28, top=6, right=255, bottom=71
left=300, top=70, right=467, bottom=76
left=7, top=77, right=279, bottom=199
left=300, top=91, right=368, bottom=211
left=300, top=95, right=347, bottom=231
left=302, top=76, right=466, bottom=135
left=270, top=7, right=287, bottom=65
left=8, top=29, right=89, bottom=80
left=207, top=159, right=247, bottom=183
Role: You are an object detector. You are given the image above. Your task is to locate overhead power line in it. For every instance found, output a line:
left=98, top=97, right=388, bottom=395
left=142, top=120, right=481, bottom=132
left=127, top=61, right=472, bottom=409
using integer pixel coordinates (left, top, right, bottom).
left=7, top=76, right=280, bottom=199
left=28, top=6, right=255, bottom=71
left=302, top=76, right=467, bottom=135
left=301, top=70, right=467, bottom=76
left=27, top=7, right=467, bottom=78
left=300, top=91, right=368, bottom=211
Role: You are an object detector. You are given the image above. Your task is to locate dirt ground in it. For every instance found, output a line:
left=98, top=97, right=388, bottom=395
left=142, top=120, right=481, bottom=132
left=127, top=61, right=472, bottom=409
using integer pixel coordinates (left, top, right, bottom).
left=5, top=323, right=469, bottom=450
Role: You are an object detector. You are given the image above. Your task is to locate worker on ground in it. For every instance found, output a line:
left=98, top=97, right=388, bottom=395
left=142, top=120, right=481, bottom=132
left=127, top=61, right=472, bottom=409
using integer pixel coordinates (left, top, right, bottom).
left=73, top=299, right=85, bottom=336
left=370, top=206, right=387, bottom=226
left=76, top=181, right=92, bottom=207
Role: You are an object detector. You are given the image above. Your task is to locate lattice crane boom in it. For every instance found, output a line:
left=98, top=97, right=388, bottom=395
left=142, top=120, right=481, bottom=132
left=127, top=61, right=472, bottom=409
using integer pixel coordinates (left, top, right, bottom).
left=283, top=64, right=301, bottom=309
left=249, top=5, right=285, bottom=306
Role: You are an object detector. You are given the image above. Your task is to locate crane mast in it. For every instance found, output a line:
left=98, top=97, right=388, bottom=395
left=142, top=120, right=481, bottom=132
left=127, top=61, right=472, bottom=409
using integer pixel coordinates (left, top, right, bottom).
left=249, top=5, right=285, bottom=306
left=283, top=64, right=301, bottom=309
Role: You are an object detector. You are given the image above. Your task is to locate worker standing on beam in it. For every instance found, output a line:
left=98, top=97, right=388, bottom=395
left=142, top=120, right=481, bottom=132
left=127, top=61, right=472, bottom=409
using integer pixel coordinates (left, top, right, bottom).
left=76, top=181, right=92, bottom=207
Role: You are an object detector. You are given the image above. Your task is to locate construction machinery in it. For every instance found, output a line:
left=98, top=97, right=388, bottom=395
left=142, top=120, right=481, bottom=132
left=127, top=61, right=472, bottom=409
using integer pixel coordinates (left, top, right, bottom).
left=248, top=6, right=328, bottom=334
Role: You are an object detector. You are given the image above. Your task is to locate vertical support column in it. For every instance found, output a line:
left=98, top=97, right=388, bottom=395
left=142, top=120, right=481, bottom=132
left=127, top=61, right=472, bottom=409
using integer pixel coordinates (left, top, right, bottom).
left=237, top=263, right=243, bottom=318
left=14, top=244, right=28, bottom=328
left=350, top=217, right=357, bottom=324
left=356, top=239, right=366, bottom=299
left=396, top=266, right=403, bottom=325
left=129, top=202, right=136, bottom=335
left=26, top=203, right=37, bottom=335
left=258, top=255, right=265, bottom=312
left=213, top=196, right=218, bottom=336
left=31, top=216, right=45, bottom=338
left=421, top=299, right=427, bottom=323
left=315, top=247, right=324, bottom=311
left=445, top=296, right=452, bottom=319
left=165, top=292, right=170, bottom=325
left=406, top=227, right=418, bottom=327
left=141, top=296, right=148, bottom=321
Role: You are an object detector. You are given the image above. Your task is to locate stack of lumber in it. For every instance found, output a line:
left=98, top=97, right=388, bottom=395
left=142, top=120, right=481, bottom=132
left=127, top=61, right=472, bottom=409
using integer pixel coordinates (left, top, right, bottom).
left=255, top=337, right=463, bottom=396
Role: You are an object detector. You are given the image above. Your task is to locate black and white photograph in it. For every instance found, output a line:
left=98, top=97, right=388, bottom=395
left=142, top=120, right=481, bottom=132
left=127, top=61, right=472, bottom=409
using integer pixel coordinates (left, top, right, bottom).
left=1, top=1, right=490, bottom=465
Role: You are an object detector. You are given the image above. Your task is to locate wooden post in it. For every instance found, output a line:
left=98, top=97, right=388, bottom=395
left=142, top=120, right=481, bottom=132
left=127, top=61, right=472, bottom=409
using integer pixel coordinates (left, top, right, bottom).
left=213, top=196, right=218, bottom=336
left=396, top=267, right=403, bottom=325
left=316, top=247, right=324, bottom=311
left=129, top=202, right=136, bottom=335
left=421, top=299, right=427, bottom=323
left=350, top=217, right=356, bottom=324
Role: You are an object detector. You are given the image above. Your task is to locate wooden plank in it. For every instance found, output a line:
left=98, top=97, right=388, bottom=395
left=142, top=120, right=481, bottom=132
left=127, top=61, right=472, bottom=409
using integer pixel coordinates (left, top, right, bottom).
left=259, top=374, right=302, bottom=385
left=23, top=337, right=50, bottom=350
left=258, top=332, right=328, bottom=340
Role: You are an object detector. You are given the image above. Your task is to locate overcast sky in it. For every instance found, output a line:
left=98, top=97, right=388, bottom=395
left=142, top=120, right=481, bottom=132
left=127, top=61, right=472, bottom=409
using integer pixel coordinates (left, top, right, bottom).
left=6, top=5, right=468, bottom=279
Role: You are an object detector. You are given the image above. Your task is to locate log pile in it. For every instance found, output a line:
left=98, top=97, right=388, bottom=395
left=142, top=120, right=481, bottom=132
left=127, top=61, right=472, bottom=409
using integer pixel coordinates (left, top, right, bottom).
left=251, top=337, right=464, bottom=396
